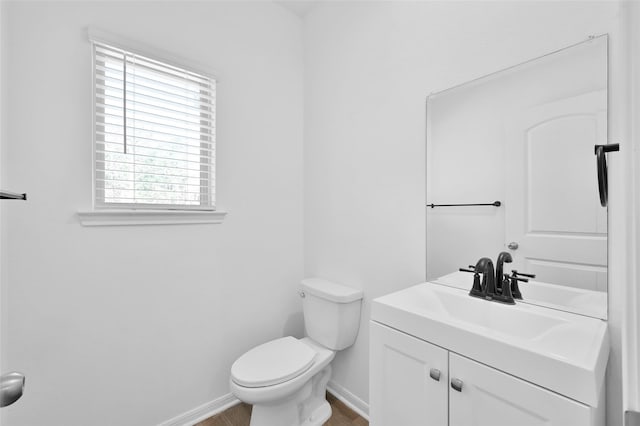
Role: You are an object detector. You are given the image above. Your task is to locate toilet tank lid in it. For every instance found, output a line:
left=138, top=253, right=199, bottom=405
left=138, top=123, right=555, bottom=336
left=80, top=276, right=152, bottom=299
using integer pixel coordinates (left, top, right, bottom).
left=301, top=278, right=364, bottom=303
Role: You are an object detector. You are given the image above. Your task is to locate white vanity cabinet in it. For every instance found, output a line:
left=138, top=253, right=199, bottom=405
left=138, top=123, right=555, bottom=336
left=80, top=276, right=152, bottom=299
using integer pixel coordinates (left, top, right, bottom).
left=449, top=352, right=593, bottom=426
left=370, top=322, right=600, bottom=426
left=369, top=321, right=448, bottom=426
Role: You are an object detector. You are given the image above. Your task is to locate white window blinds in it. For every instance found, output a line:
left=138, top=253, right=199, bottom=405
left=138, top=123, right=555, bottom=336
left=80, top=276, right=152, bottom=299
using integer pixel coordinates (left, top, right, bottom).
left=93, top=42, right=216, bottom=210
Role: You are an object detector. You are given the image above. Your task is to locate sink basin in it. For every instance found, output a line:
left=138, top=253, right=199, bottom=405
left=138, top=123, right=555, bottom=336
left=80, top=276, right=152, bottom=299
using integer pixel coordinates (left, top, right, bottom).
left=371, top=282, right=609, bottom=406
left=434, top=270, right=607, bottom=319
left=422, top=286, right=569, bottom=340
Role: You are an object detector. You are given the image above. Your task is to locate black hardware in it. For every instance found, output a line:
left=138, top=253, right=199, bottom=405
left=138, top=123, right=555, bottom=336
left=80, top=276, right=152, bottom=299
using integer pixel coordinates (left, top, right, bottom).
left=508, top=270, right=531, bottom=300
left=469, top=257, right=496, bottom=300
left=511, top=270, right=536, bottom=279
left=464, top=254, right=534, bottom=305
left=460, top=266, right=484, bottom=295
left=485, top=251, right=516, bottom=304
left=461, top=266, right=482, bottom=296
left=594, top=143, right=619, bottom=207
left=491, top=274, right=516, bottom=305
left=495, top=252, right=513, bottom=293
left=0, top=191, right=26, bottom=201
left=470, top=272, right=482, bottom=296
left=427, top=201, right=501, bottom=208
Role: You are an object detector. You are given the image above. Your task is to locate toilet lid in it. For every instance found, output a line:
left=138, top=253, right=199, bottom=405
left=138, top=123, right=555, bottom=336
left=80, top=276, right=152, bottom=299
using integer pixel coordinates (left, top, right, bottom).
left=231, top=337, right=316, bottom=388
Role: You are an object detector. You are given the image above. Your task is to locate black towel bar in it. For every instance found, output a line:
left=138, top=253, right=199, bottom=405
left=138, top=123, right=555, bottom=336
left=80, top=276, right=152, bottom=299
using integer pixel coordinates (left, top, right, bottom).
left=427, top=201, right=501, bottom=208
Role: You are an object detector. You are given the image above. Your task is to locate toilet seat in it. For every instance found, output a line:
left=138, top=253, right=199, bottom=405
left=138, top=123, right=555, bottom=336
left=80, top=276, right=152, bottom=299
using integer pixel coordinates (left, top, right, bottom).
left=231, top=336, right=316, bottom=388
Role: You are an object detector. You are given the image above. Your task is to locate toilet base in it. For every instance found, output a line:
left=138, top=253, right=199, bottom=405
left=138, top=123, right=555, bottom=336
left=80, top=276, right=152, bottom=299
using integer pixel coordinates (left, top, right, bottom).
left=249, top=365, right=333, bottom=426
left=250, top=399, right=331, bottom=426
left=300, top=400, right=331, bottom=426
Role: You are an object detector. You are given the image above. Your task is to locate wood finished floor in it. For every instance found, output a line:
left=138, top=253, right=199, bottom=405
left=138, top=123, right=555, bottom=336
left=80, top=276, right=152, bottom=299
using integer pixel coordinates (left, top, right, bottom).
left=195, top=392, right=368, bottom=426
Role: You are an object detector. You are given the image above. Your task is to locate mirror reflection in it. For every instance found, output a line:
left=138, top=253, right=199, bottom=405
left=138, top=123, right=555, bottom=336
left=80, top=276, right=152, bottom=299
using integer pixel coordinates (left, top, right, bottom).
left=426, top=35, right=608, bottom=319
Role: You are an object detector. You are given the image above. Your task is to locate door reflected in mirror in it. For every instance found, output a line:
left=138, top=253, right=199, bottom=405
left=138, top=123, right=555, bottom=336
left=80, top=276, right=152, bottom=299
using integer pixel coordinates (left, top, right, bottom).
left=426, top=35, right=608, bottom=319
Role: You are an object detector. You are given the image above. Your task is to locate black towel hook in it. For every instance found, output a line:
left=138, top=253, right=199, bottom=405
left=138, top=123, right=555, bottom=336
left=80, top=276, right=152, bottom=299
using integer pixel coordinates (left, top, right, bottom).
left=594, top=143, right=619, bottom=207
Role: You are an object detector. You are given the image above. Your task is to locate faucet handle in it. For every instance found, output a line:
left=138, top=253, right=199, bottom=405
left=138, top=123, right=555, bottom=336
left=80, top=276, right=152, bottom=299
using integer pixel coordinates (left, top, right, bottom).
left=511, top=269, right=536, bottom=279
left=502, top=274, right=515, bottom=300
left=458, top=265, right=478, bottom=273
left=508, top=274, right=529, bottom=283
left=509, top=271, right=528, bottom=299
left=464, top=265, right=483, bottom=298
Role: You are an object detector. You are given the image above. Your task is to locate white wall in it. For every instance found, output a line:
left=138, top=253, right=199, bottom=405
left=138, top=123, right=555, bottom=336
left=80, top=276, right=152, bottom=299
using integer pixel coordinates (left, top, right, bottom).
left=0, top=2, right=303, bottom=425
left=303, top=1, right=623, bottom=424
left=624, top=0, right=640, bottom=415
left=0, top=0, right=5, bottom=404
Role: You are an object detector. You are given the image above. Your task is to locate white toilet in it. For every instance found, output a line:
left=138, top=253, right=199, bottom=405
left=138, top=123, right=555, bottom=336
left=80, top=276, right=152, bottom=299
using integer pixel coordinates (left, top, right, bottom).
left=230, top=278, right=364, bottom=426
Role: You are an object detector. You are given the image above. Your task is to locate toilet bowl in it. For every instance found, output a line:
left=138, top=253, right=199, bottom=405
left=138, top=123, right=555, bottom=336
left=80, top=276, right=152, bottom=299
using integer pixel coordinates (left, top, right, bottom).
left=230, top=278, right=363, bottom=426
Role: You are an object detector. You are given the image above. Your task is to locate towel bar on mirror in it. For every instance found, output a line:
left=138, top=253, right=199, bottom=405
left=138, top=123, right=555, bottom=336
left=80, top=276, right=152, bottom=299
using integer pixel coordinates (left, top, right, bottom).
left=427, top=201, right=501, bottom=208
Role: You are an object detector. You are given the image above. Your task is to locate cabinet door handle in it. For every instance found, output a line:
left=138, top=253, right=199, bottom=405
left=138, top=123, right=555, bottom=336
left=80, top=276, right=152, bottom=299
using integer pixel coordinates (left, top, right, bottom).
left=429, top=368, right=441, bottom=381
left=451, top=378, right=463, bottom=392
left=0, top=372, right=25, bottom=407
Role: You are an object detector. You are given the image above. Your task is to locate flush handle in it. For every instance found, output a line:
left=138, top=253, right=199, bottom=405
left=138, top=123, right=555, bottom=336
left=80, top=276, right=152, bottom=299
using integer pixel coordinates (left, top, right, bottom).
left=451, top=378, right=463, bottom=392
left=429, top=368, right=441, bottom=381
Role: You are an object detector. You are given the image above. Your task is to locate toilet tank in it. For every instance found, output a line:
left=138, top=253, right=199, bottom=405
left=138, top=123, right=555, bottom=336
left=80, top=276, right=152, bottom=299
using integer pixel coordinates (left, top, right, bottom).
left=300, top=278, right=364, bottom=351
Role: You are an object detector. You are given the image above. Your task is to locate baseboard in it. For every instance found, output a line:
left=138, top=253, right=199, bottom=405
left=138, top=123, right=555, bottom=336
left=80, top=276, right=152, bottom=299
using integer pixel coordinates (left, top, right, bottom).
left=157, top=393, right=240, bottom=426
left=327, top=380, right=369, bottom=420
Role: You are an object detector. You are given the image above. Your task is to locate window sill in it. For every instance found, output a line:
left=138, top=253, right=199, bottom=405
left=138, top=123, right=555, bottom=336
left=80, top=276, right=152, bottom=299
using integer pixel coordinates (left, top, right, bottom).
left=77, top=209, right=227, bottom=227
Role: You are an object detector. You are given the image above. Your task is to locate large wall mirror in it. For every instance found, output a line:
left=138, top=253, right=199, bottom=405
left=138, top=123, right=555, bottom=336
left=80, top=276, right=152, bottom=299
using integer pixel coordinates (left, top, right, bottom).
left=426, top=35, right=608, bottom=319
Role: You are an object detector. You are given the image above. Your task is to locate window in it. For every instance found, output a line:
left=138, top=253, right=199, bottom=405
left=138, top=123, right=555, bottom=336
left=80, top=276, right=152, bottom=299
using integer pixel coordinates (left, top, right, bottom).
left=93, top=41, right=215, bottom=210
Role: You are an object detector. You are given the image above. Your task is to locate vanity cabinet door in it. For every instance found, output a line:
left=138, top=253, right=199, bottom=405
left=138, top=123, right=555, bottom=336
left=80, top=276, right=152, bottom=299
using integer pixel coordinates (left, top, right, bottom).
left=449, top=353, right=592, bottom=426
left=369, top=322, right=448, bottom=426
